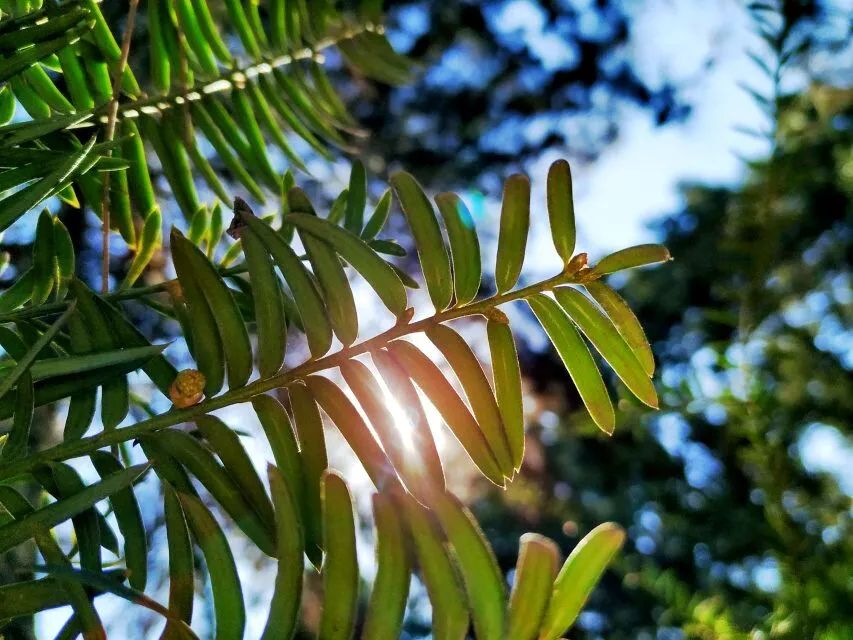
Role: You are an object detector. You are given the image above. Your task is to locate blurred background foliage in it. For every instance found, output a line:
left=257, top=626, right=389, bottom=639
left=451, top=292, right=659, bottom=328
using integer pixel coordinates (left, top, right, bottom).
left=3, top=0, right=849, bottom=638
left=342, top=2, right=849, bottom=636
left=355, top=3, right=852, bottom=638
left=472, top=83, right=852, bottom=640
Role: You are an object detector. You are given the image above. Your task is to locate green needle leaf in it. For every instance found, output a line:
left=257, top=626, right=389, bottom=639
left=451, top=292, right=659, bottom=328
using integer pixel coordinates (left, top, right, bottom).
left=527, top=294, right=615, bottom=434
left=0, top=136, right=97, bottom=233
left=305, top=375, right=395, bottom=490
left=261, top=465, right=304, bottom=640
left=178, top=491, right=246, bottom=640
left=0, top=344, right=167, bottom=386
left=585, top=281, right=655, bottom=377
left=361, top=188, right=393, bottom=241
left=363, top=492, right=412, bottom=640
left=319, top=471, right=359, bottom=640
left=539, top=523, right=625, bottom=640
left=163, top=486, right=194, bottom=632
left=155, top=429, right=275, bottom=556
left=90, top=452, right=148, bottom=591
left=391, top=171, right=453, bottom=311
left=0, top=302, right=75, bottom=403
left=398, top=493, right=469, bottom=640
left=240, top=210, right=333, bottom=358
left=434, top=192, right=481, bottom=306
left=554, top=287, right=658, bottom=408
left=495, top=174, right=531, bottom=294
left=426, top=323, right=514, bottom=477
left=430, top=491, right=506, bottom=640
left=286, top=383, right=328, bottom=568
left=389, top=340, right=505, bottom=485
left=486, top=315, right=525, bottom=471
left=196, top=415, right=275, bottom=530
left=0, top=463, right=150, bottom=555
left=287, top=212, right=408, bottom=317
left=593, top=244, right=672, bottom=275
left=345, top=159, right=366, bottom=234
left=508, top=534, right=558, bottom=640
left=546, top=159, right=576, bottom=265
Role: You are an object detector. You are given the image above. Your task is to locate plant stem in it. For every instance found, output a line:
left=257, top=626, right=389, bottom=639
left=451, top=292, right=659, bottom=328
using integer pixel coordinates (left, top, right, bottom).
left=0, top=246, right=344, bottom=323
left=0, top=265, right=248, bottom=323
left=100, top=0, right=140, bottom=294
left=87, top=22, right=375, bottom=125
left=0, top=268, right=582, bottom=481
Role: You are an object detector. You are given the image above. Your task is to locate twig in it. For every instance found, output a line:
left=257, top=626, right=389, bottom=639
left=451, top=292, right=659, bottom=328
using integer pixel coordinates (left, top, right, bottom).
left=91, top=22, right=375, bottom=124
left=100, top=0, right=140, bottom=293
left=0, top=267, right=586, bottom=481
left=172, top=0, right=192, bottom=139
left=0, top=264, right=248, bottom=324
left=0, top=249, right=324, bottom=324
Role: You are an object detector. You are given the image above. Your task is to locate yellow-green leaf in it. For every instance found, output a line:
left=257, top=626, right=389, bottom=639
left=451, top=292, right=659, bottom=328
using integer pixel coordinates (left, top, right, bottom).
left=261, top=465, right=304, bottom=640
left=370, top=348, right=445, bottom=491
left=495, top=174, right=530, bottom=293
left=554, top=287, right=658, bottom=408
left=526, top=294, right=614, bottom=433
left=539, top=523, right=625, bottom=640
left=363, top=492, right=411, bottom=640
left=390, top=171, right=453, bottom=310
left=430, top=492, right=506, bottom=640
left=388, top=340, right=504, bottom=485
left=319, top=471, right=358, bottom=640
left=434, top=192, right=481, bottom=306
left=593, top=243, right=671, bottom=275
left=398, top=492, right=468, bottom=640
left=486, top=315, right=525, bottom=471
left=341, top=359, right=432, bottom=501
left=304, top=375, right=395, bottom=490
left=546, top=159, right=576, bottom=265
left=426, top=323, right=514, bottom=476
left=178, top=491, right=246, bottom=640
left=585, top=281, right=655, bottom=376
left=508, top=533, right=558, bottom=640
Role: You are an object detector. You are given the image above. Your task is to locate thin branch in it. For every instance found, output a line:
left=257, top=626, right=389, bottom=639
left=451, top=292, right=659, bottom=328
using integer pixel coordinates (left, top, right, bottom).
left=0, top=21, right=375, bottom=143
left=0, top=267, right=585, bottom=482
left=100, top=0, right=140, bottom=293
left=92, top=22, right=376, bottom=125
left=0, top=246, right=361, bottom=323
left=0, top=264, right=248, bottom=323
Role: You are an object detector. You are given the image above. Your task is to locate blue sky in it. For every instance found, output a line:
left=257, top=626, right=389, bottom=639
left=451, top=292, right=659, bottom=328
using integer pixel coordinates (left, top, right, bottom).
left=478, top=0, right=772, bottom=255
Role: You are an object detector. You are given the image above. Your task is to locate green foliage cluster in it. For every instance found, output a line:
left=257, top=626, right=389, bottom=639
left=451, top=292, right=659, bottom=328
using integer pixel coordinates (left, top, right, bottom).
left=0, top=1, right=673, bottom=638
